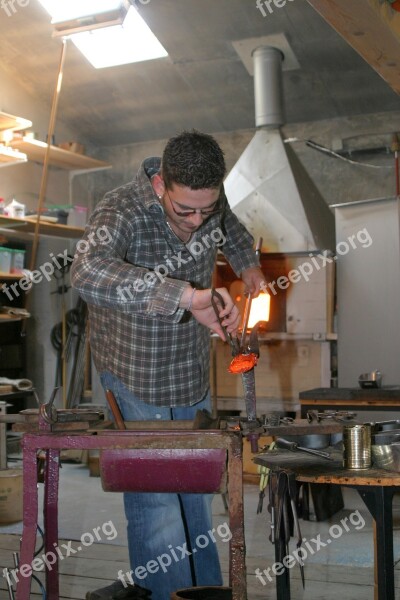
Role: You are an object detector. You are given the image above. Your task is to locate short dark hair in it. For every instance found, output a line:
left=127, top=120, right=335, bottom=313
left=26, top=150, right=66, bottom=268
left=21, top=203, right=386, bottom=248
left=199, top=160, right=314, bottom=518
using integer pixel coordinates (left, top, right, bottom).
left=161, top=130, right=226, bottom=190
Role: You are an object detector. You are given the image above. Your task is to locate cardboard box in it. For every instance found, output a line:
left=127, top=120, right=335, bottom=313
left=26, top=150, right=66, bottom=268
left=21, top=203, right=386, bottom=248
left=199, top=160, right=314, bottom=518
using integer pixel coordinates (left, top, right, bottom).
left=0, top=468, right=23, bottom=523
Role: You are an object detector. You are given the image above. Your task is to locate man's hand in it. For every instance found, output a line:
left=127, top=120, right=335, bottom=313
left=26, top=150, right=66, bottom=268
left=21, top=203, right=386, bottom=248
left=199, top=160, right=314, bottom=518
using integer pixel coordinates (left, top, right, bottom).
left=241, top=267, right=267, bottom=298
left=180, top=287, right=240, bottom=340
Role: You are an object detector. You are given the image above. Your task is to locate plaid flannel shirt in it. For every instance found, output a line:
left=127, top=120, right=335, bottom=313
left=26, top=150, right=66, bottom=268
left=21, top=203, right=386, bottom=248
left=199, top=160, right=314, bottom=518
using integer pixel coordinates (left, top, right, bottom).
left=71, top=157, right=259, bottom=406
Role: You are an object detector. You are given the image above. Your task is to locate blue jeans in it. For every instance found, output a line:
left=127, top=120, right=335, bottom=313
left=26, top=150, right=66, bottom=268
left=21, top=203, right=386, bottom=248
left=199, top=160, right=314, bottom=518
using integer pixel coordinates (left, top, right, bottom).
left=100, top=372, right=223, bottom=600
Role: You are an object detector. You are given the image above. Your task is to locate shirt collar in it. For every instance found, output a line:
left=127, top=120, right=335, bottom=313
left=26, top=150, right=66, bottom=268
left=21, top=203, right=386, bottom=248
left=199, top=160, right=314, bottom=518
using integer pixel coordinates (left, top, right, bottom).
left=138, top=157, right=163, bottom=212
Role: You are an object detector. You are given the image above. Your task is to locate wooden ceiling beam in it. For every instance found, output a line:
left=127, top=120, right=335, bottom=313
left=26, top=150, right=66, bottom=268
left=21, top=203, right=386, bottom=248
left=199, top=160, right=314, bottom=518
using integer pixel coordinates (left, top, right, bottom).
left=306, top=0, right=400, bottom=95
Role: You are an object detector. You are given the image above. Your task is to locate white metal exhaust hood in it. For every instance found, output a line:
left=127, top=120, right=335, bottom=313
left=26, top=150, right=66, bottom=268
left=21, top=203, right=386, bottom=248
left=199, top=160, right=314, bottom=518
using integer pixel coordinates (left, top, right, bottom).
left=224, top=46, right=335, bottom=253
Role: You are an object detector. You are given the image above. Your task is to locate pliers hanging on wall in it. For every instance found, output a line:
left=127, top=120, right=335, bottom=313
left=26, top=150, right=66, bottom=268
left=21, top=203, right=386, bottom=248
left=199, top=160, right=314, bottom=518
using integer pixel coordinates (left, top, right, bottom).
left=274, top=469, right=305, bottom=588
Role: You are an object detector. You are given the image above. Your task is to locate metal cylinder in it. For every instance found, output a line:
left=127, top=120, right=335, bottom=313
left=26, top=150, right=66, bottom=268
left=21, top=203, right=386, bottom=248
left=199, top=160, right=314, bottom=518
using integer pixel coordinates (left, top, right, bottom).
left=252, top=46, right=285, bottom=128
left=343, top=424, right=372, bottom=469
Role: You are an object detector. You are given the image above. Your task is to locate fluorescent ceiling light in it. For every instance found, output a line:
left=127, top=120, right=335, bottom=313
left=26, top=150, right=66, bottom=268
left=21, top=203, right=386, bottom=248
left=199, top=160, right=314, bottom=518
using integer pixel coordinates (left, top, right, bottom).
left=70, top=7, right=168, bottom=68
left=37, top=0, right=123, bottom=23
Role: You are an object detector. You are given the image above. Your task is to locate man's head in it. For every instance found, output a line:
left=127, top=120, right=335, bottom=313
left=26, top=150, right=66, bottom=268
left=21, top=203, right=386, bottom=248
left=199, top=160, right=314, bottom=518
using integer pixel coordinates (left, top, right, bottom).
left=161, top=129, right=226, bottom=190
left=152, top=130, right=226, bottom=240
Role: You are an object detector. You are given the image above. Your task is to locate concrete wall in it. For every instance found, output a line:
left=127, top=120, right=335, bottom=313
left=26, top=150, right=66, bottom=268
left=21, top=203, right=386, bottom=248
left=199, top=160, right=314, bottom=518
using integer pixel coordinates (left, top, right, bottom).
left=0, top=62, right=84, bottom=212
left=75, top=109, right=400, bottom=212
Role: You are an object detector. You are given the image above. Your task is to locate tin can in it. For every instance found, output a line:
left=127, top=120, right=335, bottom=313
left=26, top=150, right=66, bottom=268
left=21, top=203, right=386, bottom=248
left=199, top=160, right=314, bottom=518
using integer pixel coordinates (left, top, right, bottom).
left=343, top=424, right=372, bottom=469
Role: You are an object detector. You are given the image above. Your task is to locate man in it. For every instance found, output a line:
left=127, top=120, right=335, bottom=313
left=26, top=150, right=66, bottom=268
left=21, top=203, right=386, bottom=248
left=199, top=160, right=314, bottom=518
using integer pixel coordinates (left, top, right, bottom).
left=71, top=130, right=265, bottom=599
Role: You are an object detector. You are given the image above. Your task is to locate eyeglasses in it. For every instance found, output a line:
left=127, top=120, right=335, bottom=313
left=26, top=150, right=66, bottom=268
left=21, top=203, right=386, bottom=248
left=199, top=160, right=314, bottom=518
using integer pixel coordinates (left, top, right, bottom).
left=165, top=187, right=221, bottom=218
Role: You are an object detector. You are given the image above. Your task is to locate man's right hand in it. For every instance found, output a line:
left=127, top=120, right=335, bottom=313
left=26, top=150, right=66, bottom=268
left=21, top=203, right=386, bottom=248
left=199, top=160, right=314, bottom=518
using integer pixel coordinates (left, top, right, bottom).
left=180, top=287, right=240, bottom=340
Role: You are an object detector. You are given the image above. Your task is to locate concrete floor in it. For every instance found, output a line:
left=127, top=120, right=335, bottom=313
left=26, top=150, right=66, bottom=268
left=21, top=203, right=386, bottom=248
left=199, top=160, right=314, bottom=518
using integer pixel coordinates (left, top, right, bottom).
left=1, top=456, right=400, bottom=598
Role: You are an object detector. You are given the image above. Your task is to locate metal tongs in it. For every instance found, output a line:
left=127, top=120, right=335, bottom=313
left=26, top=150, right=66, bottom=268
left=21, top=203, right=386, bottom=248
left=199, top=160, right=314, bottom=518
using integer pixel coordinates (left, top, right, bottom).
left=211, top=237, right=263, bottom=364
left=210, top=288, right=241, bottom=356
left=211, top=286, right=259, bottom=430
left=210, top=288, right=261, bottom=365
left=211, top=238, right=263, bottom=437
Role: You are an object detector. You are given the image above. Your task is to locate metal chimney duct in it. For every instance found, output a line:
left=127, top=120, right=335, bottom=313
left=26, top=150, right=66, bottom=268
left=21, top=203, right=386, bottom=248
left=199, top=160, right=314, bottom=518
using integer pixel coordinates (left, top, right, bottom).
left=253, top=46, right=285, bottom=128
left=224, top=43, right=335, bottom=252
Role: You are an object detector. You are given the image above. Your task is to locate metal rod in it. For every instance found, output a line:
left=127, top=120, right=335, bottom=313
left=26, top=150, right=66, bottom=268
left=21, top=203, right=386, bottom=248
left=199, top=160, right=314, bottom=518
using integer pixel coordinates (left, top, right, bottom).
left=240, top=237, right=263, bottom=349
left=23, top=38, right=68, bottom=334
left=30, top=38, right=68, bottom=270
left=240, top=292, right=252, bottom=350
left=4, top=569, right=15, bottom=600
left=105, top=389, right=126, bottom=430
left=211, top=336, right=218, bottom=419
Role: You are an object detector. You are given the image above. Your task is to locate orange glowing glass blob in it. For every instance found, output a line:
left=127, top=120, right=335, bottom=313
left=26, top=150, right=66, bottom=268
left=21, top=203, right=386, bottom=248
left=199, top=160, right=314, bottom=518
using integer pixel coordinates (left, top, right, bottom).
left=228, top=353, right=258, bottom=374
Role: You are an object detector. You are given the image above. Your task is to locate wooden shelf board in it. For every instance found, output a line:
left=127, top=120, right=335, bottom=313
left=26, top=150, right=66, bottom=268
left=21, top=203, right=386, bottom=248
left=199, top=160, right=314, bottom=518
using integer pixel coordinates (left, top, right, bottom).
left=0, top=314, right=24, bottom=323
left=0, top=111, right=32, bottom=132
left=0, top=146, right=27, bottom=167
left=0, top=271, right=24, bottom=280
left=0, top=215, right=84, bottom=239
left=10, top=137, right=111, bottom=171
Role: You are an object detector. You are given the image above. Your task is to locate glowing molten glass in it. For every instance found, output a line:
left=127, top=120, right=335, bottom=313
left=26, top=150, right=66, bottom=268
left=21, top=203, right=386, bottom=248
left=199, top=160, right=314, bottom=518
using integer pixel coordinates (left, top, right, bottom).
left=228, top=353, right=258, bottom=374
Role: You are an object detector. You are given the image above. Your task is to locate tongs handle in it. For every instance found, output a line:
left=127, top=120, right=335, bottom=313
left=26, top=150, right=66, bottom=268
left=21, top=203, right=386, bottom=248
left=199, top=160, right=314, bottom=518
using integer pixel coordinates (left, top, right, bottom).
left=210, top=288, right=240, bottom=355
left=240, top=237, right=263, bottom=349
left=240, top=292, right=252, bottom=350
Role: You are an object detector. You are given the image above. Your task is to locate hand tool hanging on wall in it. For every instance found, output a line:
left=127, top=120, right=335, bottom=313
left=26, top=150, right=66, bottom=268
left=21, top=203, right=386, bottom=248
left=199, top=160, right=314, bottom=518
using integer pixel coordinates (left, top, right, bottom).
left=66, top=297, right=88, bottom=408
left=257, top=440, right=276, bottom=514
left=51, top=259, right=72, bottom=407
left=50, top=296, right=88, bottom=407
left=273, top=469, right=305, bottom=592
left=287, top=471, right=305, bottom=588
left=257, top=464, right=269, bottom=514
left=267, top=470, right=277, bottom=544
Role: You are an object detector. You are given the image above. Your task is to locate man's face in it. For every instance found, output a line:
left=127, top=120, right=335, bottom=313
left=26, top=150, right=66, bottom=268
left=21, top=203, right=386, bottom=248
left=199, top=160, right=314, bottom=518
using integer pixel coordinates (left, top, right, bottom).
left=162, top=182, right=221, bottom=237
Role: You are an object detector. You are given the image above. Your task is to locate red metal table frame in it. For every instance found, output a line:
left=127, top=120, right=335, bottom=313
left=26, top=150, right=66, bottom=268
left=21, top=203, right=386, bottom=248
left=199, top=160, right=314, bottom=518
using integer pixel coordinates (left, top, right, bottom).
left=16, top=429, right=246, bottom=600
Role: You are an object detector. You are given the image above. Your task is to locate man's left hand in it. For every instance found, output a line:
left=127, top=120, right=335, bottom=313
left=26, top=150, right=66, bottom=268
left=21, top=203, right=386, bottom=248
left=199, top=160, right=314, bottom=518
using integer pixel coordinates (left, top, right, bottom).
left=241, top=267, right=267, bottom=298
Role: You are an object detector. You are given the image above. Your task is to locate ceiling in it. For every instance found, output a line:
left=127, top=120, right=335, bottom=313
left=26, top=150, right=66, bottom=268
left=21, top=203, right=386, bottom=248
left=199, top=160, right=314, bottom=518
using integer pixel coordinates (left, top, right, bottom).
left=1, top=0, right=400, bottom=147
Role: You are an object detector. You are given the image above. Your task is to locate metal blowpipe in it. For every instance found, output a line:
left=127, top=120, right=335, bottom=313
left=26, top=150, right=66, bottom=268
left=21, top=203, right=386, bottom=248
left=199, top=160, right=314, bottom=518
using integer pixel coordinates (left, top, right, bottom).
left=240, top=237, right=263, bottom=349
